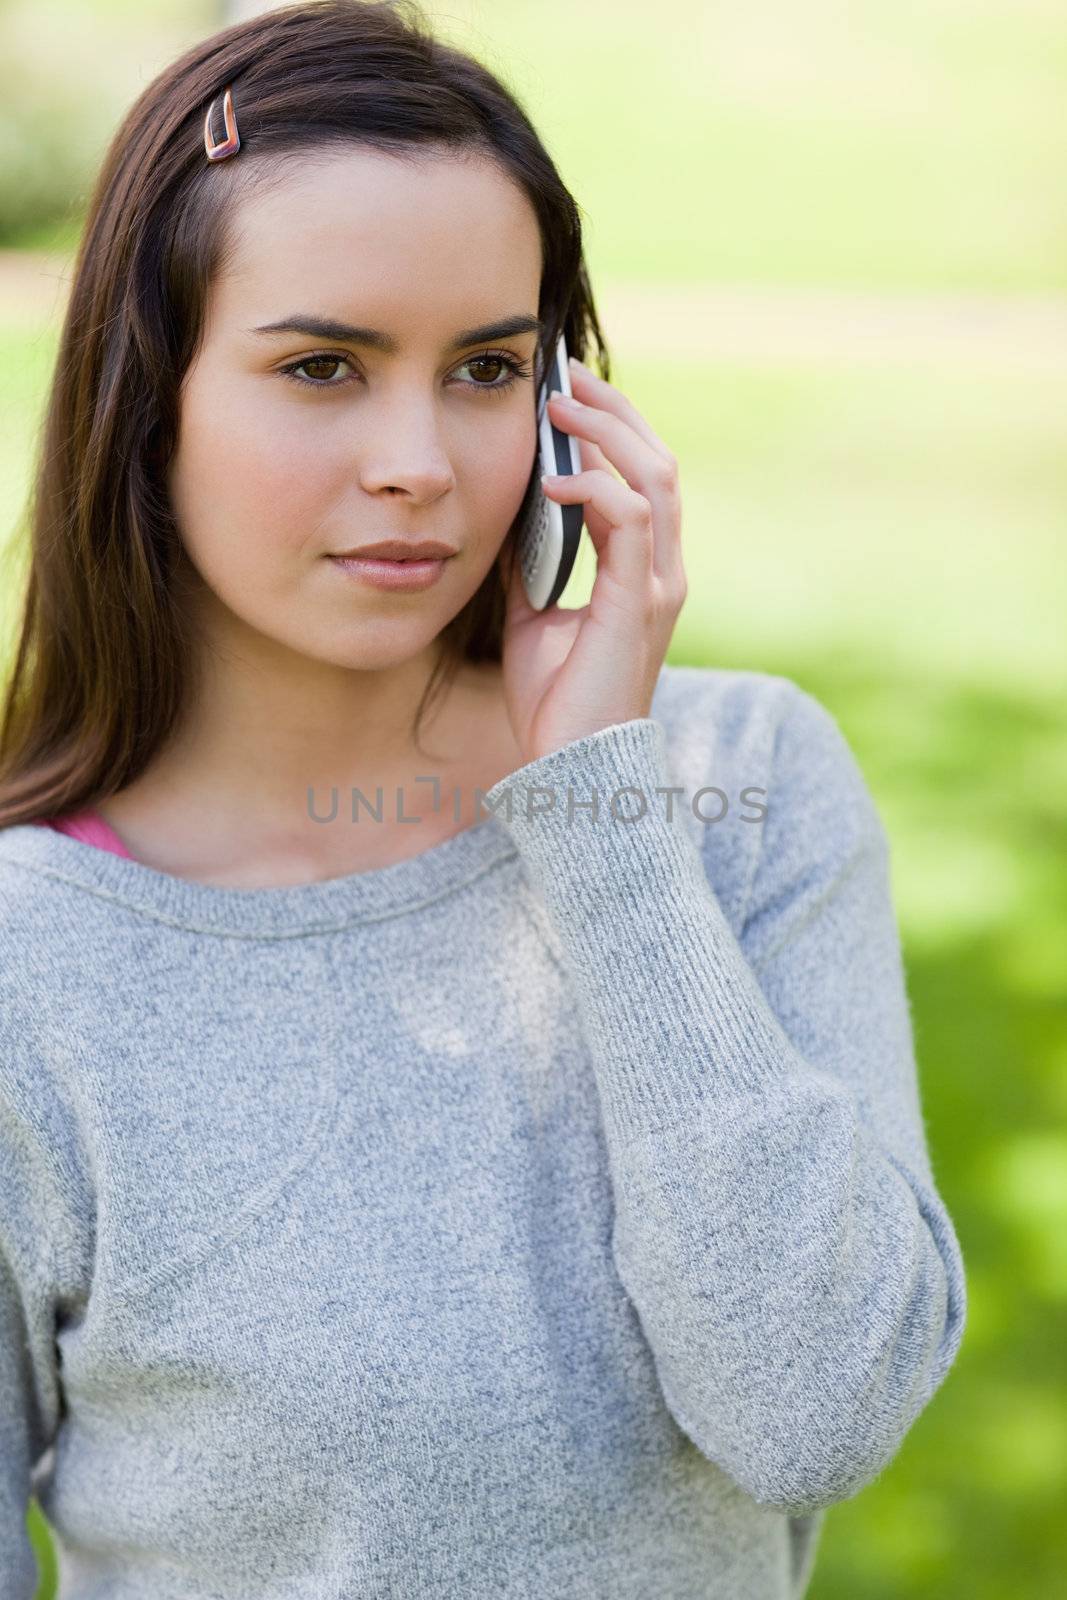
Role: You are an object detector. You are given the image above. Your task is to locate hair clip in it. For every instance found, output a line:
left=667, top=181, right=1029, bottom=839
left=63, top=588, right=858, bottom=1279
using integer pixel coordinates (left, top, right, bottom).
left=204, top=85, right=241, bottom=162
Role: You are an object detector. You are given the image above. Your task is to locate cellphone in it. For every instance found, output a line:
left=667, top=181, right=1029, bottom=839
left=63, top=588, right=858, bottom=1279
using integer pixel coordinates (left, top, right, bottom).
left=514, top=331, right=585, bottom=610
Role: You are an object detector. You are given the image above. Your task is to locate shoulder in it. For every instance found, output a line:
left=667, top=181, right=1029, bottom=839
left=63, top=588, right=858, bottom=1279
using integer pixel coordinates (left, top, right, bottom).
left=652, top=658, right=785, bottom=731
left=651, top=660, right=789, bottom=796
left=0, top=834, right=94, bottom=1251
left=0, top=825, right=99, bottom=1057
left=647, top=664, right=783, bottom=930
left=652, top=662, right=887, bottom=926
left=655, top=660, right=869, bottom=759
left=757, top=673, right=888, bottom=863
left=0, top=823, right=75, bottom=942
left=654, top=662, right=882, bottom=828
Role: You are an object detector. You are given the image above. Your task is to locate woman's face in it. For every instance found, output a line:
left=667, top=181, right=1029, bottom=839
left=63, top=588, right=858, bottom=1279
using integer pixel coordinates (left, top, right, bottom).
left=167, top=146, right=543, bottom=673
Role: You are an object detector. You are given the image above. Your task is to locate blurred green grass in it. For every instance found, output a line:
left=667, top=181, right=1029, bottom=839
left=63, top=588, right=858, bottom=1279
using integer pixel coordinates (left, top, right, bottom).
left=466, top=0, right=1067, bottom=293
left=3, top=1, right=1066, bottom=1596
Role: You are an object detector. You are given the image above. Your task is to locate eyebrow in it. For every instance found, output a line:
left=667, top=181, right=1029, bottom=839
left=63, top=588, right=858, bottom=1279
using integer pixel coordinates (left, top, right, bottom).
left=246, top=312, right=544, bottom=353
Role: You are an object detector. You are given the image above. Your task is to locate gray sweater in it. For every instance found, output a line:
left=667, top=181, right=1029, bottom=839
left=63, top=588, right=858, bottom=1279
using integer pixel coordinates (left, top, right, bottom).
left=0, top=664, right=966, bottom=1598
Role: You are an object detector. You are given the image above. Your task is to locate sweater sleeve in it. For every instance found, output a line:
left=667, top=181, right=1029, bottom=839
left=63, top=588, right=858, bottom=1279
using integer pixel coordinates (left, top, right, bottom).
left=481, top=679, right=967, bottom=1518
left=1, top=1062, right=76, bottom=1595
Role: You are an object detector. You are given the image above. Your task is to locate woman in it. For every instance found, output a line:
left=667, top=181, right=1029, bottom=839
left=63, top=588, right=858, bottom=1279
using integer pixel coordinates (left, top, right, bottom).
left=0, top=2, right=966, bottom=1595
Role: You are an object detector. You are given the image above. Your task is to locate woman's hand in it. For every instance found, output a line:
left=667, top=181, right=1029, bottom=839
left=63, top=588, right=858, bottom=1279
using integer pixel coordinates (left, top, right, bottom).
left=496, top=356, right=688, bottom=766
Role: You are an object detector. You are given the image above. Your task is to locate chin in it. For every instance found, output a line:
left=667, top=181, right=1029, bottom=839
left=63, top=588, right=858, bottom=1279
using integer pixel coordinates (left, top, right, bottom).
left=292, top=622, right=450, bottom=675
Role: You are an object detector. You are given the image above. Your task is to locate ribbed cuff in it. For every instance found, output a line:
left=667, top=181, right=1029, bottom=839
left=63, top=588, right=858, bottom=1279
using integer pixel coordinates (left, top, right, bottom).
left=481, top=719, right=796, bottom=1142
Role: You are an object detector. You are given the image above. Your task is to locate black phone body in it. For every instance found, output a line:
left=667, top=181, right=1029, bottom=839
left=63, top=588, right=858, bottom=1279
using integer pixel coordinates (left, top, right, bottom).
left=513, top=332, right=585, bottom=610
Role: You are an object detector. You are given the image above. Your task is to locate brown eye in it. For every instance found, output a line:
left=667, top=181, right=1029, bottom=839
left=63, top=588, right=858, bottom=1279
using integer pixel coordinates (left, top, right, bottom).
left=465, top=355, right=508, bottom=385
left=279, top=353, right=357, bottom=389
left=453, top=350, right=530, bottom=397
left=301, top=356, right=345, bottom=382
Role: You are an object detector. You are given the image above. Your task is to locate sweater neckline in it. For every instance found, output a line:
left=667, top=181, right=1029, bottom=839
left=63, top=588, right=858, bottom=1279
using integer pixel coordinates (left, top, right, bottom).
left=0, top=811, right=519, bottom=937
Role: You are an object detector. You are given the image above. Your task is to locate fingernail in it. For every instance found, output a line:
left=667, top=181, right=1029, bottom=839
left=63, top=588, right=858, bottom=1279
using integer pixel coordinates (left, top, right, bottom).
left=550, top=390, right=581, bottom=407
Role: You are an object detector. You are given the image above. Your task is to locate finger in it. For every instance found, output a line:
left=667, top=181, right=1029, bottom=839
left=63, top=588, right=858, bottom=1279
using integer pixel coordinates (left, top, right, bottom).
left=548, top=396, right=681, bottom=579
left=578, top=433, right=621, bottom=479
left=570, top=435, right=617, bottom=548
left=542, top=467, right=653, bottom=609
left=547, top=393, right=678, bottom=513
left=565, top=358, right=675, bottom=464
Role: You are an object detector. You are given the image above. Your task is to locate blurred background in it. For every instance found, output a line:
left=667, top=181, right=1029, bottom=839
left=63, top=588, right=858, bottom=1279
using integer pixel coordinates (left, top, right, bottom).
left=1, top=1, right=1064, bottom=1595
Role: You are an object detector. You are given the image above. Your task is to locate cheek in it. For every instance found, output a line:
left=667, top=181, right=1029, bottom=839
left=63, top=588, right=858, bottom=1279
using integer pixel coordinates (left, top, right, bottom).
left=458, top=411, right=538, bottom=533
left=169, top=380, right=328, bottom=572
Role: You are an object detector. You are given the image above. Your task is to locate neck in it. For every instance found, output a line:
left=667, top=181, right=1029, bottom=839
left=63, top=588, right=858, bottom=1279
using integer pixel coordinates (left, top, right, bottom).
left=96, top=619, right=496, bottom=881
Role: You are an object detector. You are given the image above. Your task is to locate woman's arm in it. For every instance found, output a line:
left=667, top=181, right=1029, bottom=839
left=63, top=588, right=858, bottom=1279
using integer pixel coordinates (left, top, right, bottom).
left=1, top=1059, right=79, bottom=1594
left=1, top=1247, right=53, bottom=1594
left=483, top=676, right=967, bottom=1518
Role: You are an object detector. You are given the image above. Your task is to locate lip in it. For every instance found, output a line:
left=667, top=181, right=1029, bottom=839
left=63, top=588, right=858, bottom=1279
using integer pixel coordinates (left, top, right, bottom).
left=330, top=539, right=458, bottom=560
left=328, top=554, right=449, bottom=592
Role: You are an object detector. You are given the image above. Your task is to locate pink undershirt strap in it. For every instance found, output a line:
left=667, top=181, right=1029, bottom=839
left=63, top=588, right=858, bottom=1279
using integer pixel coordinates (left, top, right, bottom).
left=35, top=807, right=135, bottom=860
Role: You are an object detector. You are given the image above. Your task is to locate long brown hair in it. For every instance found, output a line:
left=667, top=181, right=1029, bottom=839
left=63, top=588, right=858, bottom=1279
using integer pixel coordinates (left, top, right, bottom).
left=0, top=0, right=611, bottom=828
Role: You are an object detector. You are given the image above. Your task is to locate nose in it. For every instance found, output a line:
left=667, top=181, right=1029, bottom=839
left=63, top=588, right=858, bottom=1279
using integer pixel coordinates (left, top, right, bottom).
left=356, top=390, right=456, bottom=502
